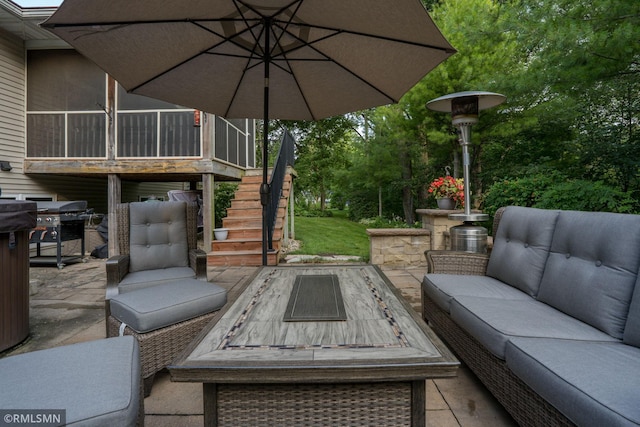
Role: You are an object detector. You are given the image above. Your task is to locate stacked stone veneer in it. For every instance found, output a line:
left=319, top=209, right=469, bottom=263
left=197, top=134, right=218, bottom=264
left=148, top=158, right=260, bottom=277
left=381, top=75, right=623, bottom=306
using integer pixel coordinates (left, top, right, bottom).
left=417, top=208, right=465, bottom=251
left=366, top=228, right=431, bottom=267
left=367, top=209, right=466, bottom=267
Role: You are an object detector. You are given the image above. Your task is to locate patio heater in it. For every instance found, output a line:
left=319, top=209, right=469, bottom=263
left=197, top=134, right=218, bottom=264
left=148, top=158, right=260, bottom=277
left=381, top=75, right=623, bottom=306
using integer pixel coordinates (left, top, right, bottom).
left=426, top=91, right=505, bottom=253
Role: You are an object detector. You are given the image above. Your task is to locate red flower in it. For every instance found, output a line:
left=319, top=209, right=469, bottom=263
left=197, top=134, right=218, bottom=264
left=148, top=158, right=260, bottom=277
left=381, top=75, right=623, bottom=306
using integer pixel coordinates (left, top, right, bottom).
left=428, top=176, right=464, bottom=206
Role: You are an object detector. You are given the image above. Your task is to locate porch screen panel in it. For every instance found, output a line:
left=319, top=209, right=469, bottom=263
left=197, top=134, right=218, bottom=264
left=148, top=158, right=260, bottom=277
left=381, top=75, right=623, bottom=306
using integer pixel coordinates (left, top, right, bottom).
left=118, top=113, right=157, bottom=157
left=27, top=114, right=64, bottom=157
left=228, top=127, right=238, bottom=165
left=67, top=114, right=106, bottom=157
left=229, top=118, right=247, bottom=133
left=118, top=85, right=181, bottom=110
left=248, top=133, right=255, bottom=167
left=27, top=50, right=105, bottom=111
left=27, top=50, right=105, bottom=158
left=159, top=112, right=200, bottom=157
left=239, top=132, right=247, bottom=167
left=215, top=116, right=228, bottom=162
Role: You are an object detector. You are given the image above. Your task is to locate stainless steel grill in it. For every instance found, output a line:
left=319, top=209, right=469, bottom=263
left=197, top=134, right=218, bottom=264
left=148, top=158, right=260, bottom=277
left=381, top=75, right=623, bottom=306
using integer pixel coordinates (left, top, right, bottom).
left=29, top=201, right=88, bottom=269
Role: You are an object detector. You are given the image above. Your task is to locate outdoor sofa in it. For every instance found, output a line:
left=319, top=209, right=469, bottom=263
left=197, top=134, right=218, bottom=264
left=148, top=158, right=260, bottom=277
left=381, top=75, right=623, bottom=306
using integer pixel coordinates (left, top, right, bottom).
left=422, top=206, right=640, bottom=426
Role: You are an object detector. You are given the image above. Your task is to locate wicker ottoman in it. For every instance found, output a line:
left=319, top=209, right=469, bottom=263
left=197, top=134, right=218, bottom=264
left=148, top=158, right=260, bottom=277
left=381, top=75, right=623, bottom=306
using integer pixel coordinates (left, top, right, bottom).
left=108, top=278, right=227, bottom=396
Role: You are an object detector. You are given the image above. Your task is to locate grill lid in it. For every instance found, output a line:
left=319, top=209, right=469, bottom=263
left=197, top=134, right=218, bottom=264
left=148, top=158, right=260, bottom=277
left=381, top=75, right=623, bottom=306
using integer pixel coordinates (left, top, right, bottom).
left=36, top=201, right=88, bottom=213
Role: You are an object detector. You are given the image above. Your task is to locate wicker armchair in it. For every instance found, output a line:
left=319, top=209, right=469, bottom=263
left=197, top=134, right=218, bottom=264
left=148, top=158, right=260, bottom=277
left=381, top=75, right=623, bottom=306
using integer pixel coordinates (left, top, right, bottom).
left=105, top=201, right=219, bottom=396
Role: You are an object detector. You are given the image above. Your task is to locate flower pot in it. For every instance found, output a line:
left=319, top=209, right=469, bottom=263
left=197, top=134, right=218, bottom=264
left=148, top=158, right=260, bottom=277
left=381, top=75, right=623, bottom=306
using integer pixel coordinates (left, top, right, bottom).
left=437, top=198, right=456, bottom=210
left=214, top=228, right=229, bottom=241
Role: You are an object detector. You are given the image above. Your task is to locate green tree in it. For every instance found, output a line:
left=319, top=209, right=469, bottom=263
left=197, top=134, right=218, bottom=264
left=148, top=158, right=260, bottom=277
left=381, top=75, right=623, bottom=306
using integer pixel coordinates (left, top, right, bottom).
left=489, top=0, right=640, bottom=192
left=403, top=0, right=521, bottom=207
left=285, top=116, right=356, bottom=211
left=336, top=0, right=522, bottom=221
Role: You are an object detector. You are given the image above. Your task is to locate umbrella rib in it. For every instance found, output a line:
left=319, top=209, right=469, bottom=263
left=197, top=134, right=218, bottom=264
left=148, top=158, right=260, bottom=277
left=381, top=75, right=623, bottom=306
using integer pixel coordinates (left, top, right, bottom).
left=222, top=1, right=277, bottom=118
left=129, top=17, right=268, bottom=95
left=270, top=23, right=401, bottom=110
left=274, top=20, right=455, bottom=53
left=44, top=15, right=453, bottom=54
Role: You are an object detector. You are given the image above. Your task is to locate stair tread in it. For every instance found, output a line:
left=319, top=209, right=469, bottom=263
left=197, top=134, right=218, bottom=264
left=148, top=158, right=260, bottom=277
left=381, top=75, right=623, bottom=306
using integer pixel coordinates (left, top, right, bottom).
left=211, top=169, right=291, bottom=266
left=210, top=249, right=279, bottom=255
left=215, top=237, right=263, bottom=242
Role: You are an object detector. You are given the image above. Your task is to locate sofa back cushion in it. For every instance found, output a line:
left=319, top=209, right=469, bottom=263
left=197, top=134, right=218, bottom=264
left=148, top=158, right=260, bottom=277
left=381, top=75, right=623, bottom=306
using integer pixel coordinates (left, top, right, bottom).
left=129, top=201, right=189, bottom=272
left=487, top=206, right=559, bottom=297
left=623, top=277, right=640, bottom=347
left=537, top=210, right=640, bottom=339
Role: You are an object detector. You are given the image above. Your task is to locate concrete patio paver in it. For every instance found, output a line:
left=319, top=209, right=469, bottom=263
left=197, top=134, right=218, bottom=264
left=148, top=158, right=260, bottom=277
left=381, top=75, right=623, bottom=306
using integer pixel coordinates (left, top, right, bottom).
left=1, top=258, right=516, bottom=427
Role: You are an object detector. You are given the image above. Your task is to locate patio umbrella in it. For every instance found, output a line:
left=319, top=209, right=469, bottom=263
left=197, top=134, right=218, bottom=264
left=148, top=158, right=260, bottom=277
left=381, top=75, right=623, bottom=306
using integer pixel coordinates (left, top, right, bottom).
left=42, top=0, right=456, bottom=265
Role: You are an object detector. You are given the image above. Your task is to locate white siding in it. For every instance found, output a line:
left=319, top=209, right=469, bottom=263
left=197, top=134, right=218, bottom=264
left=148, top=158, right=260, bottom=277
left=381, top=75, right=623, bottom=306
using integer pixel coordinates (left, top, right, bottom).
left=0, top=29, right=28, bottom=193
left=0, top=31, right=94, bottom=201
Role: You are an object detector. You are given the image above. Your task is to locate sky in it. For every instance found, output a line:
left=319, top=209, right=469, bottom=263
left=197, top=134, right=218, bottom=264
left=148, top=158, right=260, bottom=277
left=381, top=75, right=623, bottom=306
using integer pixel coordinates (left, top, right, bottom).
left=13, top=0, right=62, bottom=7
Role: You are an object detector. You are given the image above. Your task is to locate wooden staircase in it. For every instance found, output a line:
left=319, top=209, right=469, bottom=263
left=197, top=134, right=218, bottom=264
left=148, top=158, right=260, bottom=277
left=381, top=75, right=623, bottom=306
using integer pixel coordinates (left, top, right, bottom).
left=208, top=172, right=292, bottom=266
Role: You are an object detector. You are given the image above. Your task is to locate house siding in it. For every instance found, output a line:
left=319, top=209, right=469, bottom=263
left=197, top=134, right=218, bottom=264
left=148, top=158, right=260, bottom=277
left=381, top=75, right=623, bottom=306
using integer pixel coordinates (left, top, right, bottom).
left=0, top=29, right=27, bottom=191
left=0, top=33, right=182, bottom=210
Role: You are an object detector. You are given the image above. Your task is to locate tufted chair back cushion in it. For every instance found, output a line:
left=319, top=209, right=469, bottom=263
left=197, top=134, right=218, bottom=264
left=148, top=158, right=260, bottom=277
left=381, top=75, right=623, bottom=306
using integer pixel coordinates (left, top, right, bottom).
left=129, top=201, right=189, bottom=272
left=487, top=206, right=560, bottom=297
left=538, top=210, right=640, bottom=339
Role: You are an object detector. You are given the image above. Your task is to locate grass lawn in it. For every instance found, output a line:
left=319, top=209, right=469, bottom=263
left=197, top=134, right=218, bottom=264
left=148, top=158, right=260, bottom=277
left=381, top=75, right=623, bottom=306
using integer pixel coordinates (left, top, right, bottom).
left=290, top=210, right=369, bottom=260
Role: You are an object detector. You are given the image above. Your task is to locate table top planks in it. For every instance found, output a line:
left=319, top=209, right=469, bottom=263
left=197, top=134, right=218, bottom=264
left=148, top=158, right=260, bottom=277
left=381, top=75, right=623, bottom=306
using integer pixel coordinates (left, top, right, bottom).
left=170, top=265, right=458, bottom=383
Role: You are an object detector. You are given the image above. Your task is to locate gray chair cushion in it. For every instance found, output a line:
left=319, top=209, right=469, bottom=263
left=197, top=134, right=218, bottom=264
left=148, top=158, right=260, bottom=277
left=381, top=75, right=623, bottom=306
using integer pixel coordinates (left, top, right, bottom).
left=537, top=210, right=640, bottom=339
left=118, top=266, right=196, bottom=293
left=450, top=296, right=617, bottom=359
left=506, top=338, right=640, bottom=427
left=110, top=279, right=227, bottom=333
left=623, top=276, right=640, bottom=347
left=0, top=336, right=140, bottom=426
left=486, top=206, right=559, bottom=297
left=129, top=201, right=189, bottom=272
left=422, top=274, right=530, bottom=313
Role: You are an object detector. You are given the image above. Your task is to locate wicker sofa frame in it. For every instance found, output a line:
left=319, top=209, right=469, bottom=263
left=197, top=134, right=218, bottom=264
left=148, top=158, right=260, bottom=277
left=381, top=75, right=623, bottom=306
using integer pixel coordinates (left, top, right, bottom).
left=422, top=208, right=575, bottom=427
left=105, top=202, right=209, bottom=396
left=422, top=289, right=573, bottom=426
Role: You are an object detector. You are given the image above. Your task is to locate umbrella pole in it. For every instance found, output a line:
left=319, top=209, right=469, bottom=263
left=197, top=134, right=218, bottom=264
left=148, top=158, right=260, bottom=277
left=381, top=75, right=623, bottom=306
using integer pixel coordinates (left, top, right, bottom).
left=260, top=90, right=269, bottom=266
left=260, top=19, right=272, bottom=266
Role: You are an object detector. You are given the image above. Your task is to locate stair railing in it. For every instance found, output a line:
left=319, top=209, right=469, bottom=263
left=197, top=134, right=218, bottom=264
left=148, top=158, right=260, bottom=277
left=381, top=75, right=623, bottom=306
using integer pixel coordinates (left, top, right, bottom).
left=267, top=130, right=295, bottom=250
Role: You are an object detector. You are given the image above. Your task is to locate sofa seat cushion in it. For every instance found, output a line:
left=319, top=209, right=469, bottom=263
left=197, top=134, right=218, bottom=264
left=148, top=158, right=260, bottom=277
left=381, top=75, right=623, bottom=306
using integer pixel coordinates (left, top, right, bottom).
left=486, top=206, right=559, bottom=297
left=506, top=338, right=640, bottom=427
left=118, top=266, right=196, bottom=293
left=110, top=279, right=227, bottom=333
left=0, top=336, right=140, bottom=426
left=450, top=296, right=617, bottom=359
left=537, top=210, right=640, bottom=339
left=423, top=274, right=531, bottom=313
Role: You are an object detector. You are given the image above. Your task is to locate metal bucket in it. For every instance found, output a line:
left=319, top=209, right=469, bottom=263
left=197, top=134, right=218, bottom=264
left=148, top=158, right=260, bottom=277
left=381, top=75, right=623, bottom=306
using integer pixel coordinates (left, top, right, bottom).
left=450, top=223, right=487, bottom=254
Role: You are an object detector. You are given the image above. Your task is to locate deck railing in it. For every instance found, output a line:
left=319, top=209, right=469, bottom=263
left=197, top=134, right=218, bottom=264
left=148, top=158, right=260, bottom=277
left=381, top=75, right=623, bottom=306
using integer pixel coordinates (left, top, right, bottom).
left=267, top=130, right=295, bottom=249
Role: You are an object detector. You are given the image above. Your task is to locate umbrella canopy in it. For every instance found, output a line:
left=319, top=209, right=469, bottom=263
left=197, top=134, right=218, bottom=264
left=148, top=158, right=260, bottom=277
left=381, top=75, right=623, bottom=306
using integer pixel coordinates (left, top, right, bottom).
left=43, top=0, right=455, bottom=120
left=42, top=0, right=455, bottom=264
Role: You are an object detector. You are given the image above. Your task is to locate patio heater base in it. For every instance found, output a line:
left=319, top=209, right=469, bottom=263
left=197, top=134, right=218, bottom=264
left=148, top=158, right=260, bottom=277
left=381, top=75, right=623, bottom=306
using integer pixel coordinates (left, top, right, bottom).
left=450, top=222, right=488, bottom=254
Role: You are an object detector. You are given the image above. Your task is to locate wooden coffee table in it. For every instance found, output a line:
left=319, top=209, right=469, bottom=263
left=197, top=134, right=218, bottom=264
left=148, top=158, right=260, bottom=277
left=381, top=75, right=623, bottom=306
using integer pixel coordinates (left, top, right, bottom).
left=170, top=265, right=458, bottom=427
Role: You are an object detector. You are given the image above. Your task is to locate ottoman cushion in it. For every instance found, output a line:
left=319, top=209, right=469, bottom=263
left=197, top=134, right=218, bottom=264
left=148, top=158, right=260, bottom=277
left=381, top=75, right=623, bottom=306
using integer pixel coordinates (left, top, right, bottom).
left=110, top=279, right=227, bottom=333
left=0, top=336, right=140, bottom=427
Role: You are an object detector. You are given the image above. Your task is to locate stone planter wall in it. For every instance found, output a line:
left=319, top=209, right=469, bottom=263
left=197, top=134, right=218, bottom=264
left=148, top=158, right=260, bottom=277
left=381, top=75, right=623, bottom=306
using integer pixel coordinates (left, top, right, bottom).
left=416, top=208, right=465, bottom=251
left=366, top=228, right=431, bottom=267
left=367, top=209, right=492, bottom=268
